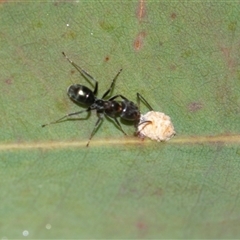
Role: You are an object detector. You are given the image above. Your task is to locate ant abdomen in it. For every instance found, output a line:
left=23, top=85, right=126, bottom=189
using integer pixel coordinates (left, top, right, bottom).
left=121, top=100, right=140, bottom=122
left=67, top=84, right=95, bottom=106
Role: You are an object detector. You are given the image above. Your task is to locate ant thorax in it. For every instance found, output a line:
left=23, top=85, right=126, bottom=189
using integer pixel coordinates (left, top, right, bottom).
left=104, top=101, right=123, bottom=118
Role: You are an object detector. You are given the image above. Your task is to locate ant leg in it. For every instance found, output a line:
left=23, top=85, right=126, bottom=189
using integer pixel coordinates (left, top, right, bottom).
left=136, top=93, right=154, bottom=136
left=108, top=93, right=153, bottom=111
left=108, top=94, right=129, bottom=101
left=137, top=93, right=153, bottom=110
left=42, top=108, right=91, bottom=127
left=135, top=119, right=152, bottom=136
left=101, top=69, right=123, bottom=99
left=86, top=114, right=103, bottom=147
left=113, top=117, right=127, bottom=135
left=62, top=52, right=98, bottom=95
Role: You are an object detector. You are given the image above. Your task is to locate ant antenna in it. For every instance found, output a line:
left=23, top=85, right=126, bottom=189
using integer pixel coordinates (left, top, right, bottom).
left=62, top=52, right=97, bottom=83
left=41, top=109, right=90, bottom=128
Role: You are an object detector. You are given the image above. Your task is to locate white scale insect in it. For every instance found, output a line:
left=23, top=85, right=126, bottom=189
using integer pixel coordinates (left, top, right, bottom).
left=137, top=110, right=176, bottom=142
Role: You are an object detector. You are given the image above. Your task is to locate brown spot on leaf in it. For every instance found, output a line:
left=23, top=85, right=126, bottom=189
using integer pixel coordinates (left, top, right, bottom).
left=137, top=221, right=147, bottom=230
left=170, top=12, right=177, bottom=20
left=152, top=187, right=164, bottom=197
left=188, top=102, right=203, bottom=112
left=169, top=64, right=177, bottom=71
left=136, top=0, right=146, bottom=22
left=104, top=55, right=110, bottom=62
left=228, top=21, right=237, bottom=32
left=133, top=31, right=146, bottom=51
left=220, top=46, right=237, bottom=73
left=53, top=1, right=59, bottom=6
left=99, top=20, right=114, bottom=32
left=5, top=79, right=13, bottom=85
left=136, top=220, right=148, bottom=238
left=62, top=30, right=76, bottom=40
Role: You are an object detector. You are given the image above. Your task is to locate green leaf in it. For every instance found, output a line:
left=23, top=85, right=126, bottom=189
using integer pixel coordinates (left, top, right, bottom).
left=1, top=1, right=240, bottom=238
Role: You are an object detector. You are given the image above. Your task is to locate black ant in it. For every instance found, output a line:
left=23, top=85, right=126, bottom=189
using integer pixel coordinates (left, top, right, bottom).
left=42, top=52, right=152, bottom=147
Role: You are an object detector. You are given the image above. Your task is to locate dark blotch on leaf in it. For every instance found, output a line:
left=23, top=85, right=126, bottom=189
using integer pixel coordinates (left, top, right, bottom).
left=104, top=56, right=110, bottom=62
left=171, top=12, right=177, bottom=20
left=99, top=21, right=114, bottom=32
left=5, top=79, right=13, bottom=85
left=228, top=21, right=237, bottom=32
left=188, top=102, right=203, bottom=112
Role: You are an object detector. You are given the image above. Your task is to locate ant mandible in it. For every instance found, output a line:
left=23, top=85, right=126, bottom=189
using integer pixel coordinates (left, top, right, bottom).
left=42, top=52, right=152, bottom=147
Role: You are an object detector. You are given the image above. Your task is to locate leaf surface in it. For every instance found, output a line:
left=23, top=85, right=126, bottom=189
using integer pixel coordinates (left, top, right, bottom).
left=0, top=2, right=240, bottom=238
